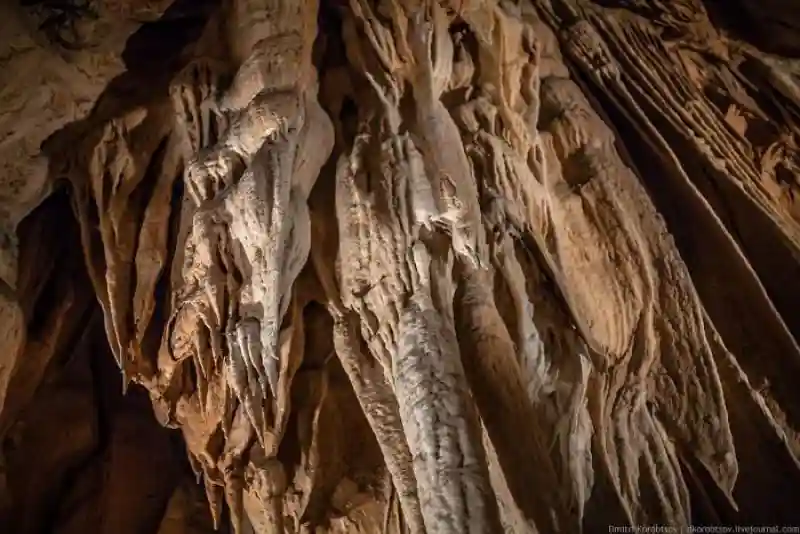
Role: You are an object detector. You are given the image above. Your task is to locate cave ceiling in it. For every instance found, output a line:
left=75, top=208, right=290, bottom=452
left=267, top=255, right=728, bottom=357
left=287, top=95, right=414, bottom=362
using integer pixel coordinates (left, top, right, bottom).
left=1, top=0, right=800, bottom=532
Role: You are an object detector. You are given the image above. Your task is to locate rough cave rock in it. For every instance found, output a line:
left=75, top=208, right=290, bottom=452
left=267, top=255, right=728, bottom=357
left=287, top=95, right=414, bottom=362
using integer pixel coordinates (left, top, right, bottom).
left=2, top=0, right=800, bottom=532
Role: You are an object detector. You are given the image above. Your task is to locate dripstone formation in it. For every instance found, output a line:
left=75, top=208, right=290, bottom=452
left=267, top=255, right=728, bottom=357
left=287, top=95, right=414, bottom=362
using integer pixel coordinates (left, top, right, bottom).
left=2, top=0, right=800, bottom=532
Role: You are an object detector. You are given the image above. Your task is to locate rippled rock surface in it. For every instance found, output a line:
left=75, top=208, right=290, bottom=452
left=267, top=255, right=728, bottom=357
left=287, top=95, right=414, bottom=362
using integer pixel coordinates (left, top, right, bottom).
left=2, top=0, right=800, bottom=532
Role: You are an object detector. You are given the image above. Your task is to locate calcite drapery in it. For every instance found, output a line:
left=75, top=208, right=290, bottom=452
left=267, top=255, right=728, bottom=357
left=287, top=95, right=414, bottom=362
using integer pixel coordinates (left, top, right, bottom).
left=3, top=0, right=800, bottom=532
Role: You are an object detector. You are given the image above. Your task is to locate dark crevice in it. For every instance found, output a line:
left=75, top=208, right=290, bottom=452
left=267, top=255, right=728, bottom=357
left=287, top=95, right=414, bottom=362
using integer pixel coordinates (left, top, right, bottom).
left=729, top=57, right=800, bottom=137
left=15, top=188, right=75, bottom=318
left=126, top=135, right=171, bottom=367
left=141, top=167, right=185, bottom=367
left=25, top=258, right=69, bottom=339
left=678, top=452, right=737, bottom=525
left=702, top=0, right=800, bottom=57
left=121, top=0, right=222, bottom=72
left=37, top=312, right=108, bottom=534
left=0, top=167, right=198, bottom=534
left=126, top=134, right=171, bottom=360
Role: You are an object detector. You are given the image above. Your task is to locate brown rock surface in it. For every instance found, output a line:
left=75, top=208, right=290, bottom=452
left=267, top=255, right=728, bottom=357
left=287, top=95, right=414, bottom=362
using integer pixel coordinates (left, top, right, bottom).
left=2, top=0, right=800, bottom=532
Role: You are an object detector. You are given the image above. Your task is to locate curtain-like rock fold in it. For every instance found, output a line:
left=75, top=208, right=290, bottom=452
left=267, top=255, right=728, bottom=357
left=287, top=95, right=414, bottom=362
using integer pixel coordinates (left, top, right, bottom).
left=2, top=0, right=800, bottom=531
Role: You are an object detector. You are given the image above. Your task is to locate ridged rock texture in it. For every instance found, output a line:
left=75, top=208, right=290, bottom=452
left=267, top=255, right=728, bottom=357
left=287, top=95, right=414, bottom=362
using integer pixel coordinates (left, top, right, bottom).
left=2, top=0, right=800, bottom=532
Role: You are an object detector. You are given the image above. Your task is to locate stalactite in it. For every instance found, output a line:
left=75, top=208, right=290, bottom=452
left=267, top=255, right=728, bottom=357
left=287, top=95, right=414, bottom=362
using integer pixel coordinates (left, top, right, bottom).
left=5, top=0, right=800, bottom=532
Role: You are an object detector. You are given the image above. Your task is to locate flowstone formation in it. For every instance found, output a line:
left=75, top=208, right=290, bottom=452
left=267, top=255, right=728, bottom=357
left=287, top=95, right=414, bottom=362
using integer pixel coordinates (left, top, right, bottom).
left=2, top=0, right=800, bottom=532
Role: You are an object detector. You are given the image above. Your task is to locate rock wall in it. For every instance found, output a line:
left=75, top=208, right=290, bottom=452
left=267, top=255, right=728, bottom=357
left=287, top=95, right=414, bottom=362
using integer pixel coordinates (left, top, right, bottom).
left=2, top=0, right=800, bottom=532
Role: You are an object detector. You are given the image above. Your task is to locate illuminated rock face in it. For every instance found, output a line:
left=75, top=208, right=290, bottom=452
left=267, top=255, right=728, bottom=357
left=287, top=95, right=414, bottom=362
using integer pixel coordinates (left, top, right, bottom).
left=2, top=0, right=800, bottom=532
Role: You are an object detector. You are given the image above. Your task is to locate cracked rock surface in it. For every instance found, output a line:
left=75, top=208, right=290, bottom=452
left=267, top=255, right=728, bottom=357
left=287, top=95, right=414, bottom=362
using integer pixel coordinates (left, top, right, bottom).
left=2, top=0, right=800, bottom=532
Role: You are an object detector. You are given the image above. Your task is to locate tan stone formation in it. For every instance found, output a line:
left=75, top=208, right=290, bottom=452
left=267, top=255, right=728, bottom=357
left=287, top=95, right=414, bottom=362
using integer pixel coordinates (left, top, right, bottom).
left=2, top=0, right=800, bottom=532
